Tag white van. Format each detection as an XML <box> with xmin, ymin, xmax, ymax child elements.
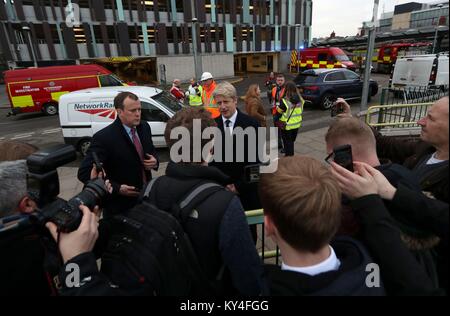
<box><xmin>59</xmin><ymin>86</ymin><xmax>183</xmax><ymax>156</ymax></box>
<box><xmin>391</xmin><ymin>53</ymin><xmax>449</xmax><ymax>89</ymax></box>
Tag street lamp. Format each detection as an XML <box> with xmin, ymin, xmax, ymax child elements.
<box><xmin>191</xmin><ymin>18</ymin><xmax>202</xmax><ymax>80</ymax></box>
<box><xmin>432</xmin><ymin>4</ymin><xmax>444</xmax><ymax>54</ymax></box>
<box><xmin>22</xmin><ymin>25</ymin><xmax>38</xmax><ymax>68</ymax></box>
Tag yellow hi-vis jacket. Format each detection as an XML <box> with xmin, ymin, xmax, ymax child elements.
<box><xmin>189</xmin><ymin>85</ymin><xmax>203</xmax><ymax>106</ymax></box>
<box><xmin>277</xmin><ymin>97</ymin><xmax>304</xmax><ymax>130</ymax></box>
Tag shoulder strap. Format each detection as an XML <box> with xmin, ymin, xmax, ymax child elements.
<box><xmin>283</xmin><ymin>99</ymin><xmax>298</xmax><ymax>122</ymax></box>
<box><xmin>177</xmin><ymin>182</ymin><xmax>225</xmax><ymax>223</ymax></box>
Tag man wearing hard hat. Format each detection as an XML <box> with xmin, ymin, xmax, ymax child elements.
<box><xmin>200</xmin><ymin>72</ymin><xmax>217</xmax><ymax>107</ymax></box>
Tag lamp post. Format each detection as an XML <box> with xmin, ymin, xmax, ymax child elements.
<box><xmin>295</xmin><ymin>24</ymin><xmax>301</xmax><ymax>73</ymax></box>
<box><xmin>22</xmin><ymin>26</ymin><xmax>38</xmax><ymax>68</ymax></box>
<box><xmin>361</xmin><ymin>0</ymin><xmax>379</xmax><ymax>112</ymax></box>
<box><xmin>191</xmin><ymin>18</ymin><xmax>202</xmax><ymax>80</ymax></box>
<box><xmin>432</xmin><ymin>4</ymin><xmax>444</xmax><ymax>54</ymax></box>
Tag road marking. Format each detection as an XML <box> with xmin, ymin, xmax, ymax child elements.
<box><xmin>11</xmin><ymin>133</ymin><xmax>35</xmax><ymax>140</ymax></box>
<box><xmin>42</xmin><ymin>128</ymin><xmax>62</xmax><ymax>134</ymax></box>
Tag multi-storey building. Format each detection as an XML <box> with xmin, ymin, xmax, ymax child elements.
<box><xmin>0</xmin><ymin>0</ymin><xmax>313</xmax><ymax>83</ymax></box>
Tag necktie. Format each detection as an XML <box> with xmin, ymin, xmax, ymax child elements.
<box><xmin>131</xmin><ymin>128</ymin><xmax>147</xmax><ymax>184</ymax></box>
<box><xmin>225</xmin><ymin>120</ymin><xmax>232</xmax><ymax>135</ymax></box>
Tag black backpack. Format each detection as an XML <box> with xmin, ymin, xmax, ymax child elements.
<box><xmin>100</xmin><ymin>178</ymin><xmax>231</xmax><ymax>296</ymax></box>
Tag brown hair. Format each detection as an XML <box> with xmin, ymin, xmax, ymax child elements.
<box><xmin>259</xmin><ymin>156</ymin><xmax>342</xmax><ymax>252</ymax></box>
<box><xmin>245</xmin><ymin>84</ymin><xmax>260</xmax><ymax>102</ymax></box>
<box><xmin>114</xmin><ymin>91</ymin><xmax>139</xmax><ymax>110</ymax></box>
<box><xmin>0</xmin><ymin>141</ymin><xmax>38</xmax><ymax>161</ymax></box>
<box><xmin>284</xmin><ymin>81</ymin><xmax>301</xmax><ymax>100</ymax></box>
<box><xmin>164</xmin><ymin>107</ymin><xmax>217</xmax><ymax>163</ymax></box>
<box><xmin>325</xmin><ymin>117</ymin><xmax>376</xmax><ymax>154</ymax></box>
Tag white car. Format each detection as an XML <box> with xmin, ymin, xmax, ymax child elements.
<box><xmin>59</xmin><ymin>86</ymin><xmax>183</xmax><ymax>156</ymax></box>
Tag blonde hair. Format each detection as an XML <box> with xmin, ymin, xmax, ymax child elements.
<box><xmin>213</xmin><ymin>81</ymin><xmax>237</xmax><ymax>100</ymax></box>
<box><xmin>259</xmin><ymin>156</ymin><xmax>342</xmax><ymax>252</ymax></box>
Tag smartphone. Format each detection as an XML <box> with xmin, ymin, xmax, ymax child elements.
<box><xmin>330</xmin><ymin>97</ymin><xmax>344</xmax><ymax>117</ymax></box>
<box><xmin>333</xmin><ymin>145</ymin><xmax>354</xmax><ymax>172</ymax></box>
<box><xmin>244</xmin><ymin>164</ymin><xmax>261</xmax><ymax>184</ymax></box>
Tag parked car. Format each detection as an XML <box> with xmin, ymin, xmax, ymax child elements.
<box><xmin>294</xmin><ymin>69</ymin><xmax>379</xmax><ymax>110</ymax></box>
<box><xmin>391</xmin><ymin>53</ymin><xmax>449</xmax><ymax>89</ymax></box>
<box><xmin>59</xmin><ymin>86</ymin><xmax>183</xmax><ymax>156</ymax></box>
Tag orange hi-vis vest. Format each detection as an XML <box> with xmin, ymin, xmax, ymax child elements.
<box><xmin>201</xmin><ymin>81</ymin><xmax>217</xmax><ymax>107</ymax></box>
<box><xmin>271</xmin><ymin>86</ymin><xmax>286</xmax><ymax>115</ymax></box>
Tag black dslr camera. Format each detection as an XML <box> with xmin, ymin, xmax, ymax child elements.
<box><xmin>27</xmin><ymin>144</ymin><xmax>108</xmax><ymax>233</ymax></box>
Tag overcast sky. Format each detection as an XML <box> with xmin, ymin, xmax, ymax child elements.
<box><xmin>312</xmin><ymin>0</ymin><xmax>442</xmax><ymax>38</ymax></box>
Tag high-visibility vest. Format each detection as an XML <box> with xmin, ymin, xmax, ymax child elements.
<box><xmin>201</xmin><ymin>81</ymin><xmax>217</xmax><ymax>107</ymax></box>
<box><xmin>278</xmin><ymin>97</ymin><xmax>304</xmax><ymax>130</ymax></box>
<box><xmin>271</xmin><ymin>86</ymin><xmax>286</xmax><ymax>115</ymax></box>
<box><xmin>189</xmin><ymin>85</ymin><xmax>203</xmax><ymax>106</ymax></box>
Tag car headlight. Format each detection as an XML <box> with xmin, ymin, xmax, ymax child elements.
<box><xmin>341</xmin><ymin>64</ymin><xmax>347</xmax><ymax>68</ymax></box>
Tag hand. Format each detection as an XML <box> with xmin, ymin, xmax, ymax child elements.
<box><xmin>226</xmin><ymin>184</ymin><xmax>239</xmax><ymax>194</ymax></box>
<box><xmin>354</xmin><ymin>162</ymin><xmax>397</xmax><ymax>200</ymax></box>
<box><xmin>46</xmin><ymin>205</ymin><xmax>99</xmax><ymax>264</ymax></box>
<box><xmin>119</xmin><ymin>185</ymin><xmax>140</xmax><ymax>197</ymax></box>
<box><xmin>331</xmin><ymin>162</ymin><xmax>378</xmax><ymax>199</ymax></box>
<box><xmin>90</xmin><ymin>164</ymin><xmax>106</xmax><ymax>180</ymax></box>
<box><xmin>143</xmin><ymin>154</ymin><xmax>158</xmax><ymax>171</ymax></box>
<box><xmin>335</xmin><ymin>98</ymin><xmax>352</xmax><ymax>118</ymax></box>
<box><xmin>105</xmin><ymin>179</ymin><xmax>113</xmax><ymax>194</ymax></box>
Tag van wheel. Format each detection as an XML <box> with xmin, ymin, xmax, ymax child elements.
<box><xmin>78</xmin><ymin>139</ymin><xmax>92</xmax><ymax>157</ymax></box>
<box><xmin>43</xmin><ymin>103</ymin><xmax>58</xmax><ymax>116</ymax></box>
<box><xmin>320</xmin><ymin>93</ymin><xmax>336</xmax><ymax>110</ymax></box>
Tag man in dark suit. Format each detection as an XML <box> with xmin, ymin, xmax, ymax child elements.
<box><xmin>211</xmin><ymin>82</ymin><xmax>262</xmax><ymax>238</ymax></box>
<box><xmin>78</xmin><ymin>91</ymin><xmax>159</xmax><ymax>217</ymax></box>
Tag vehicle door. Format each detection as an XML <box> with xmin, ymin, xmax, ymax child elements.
<box><xmin>323</xmin><ymin>71</ymin><xmax>347</xmax><ymax>98</ymax></box>
<box><xmin>140</xmin><ymin>99</ymin><xmax>171</xmax><ymax>147</ymax></box>
<box><xmin>89</xmin><ymin>97</ymin><xmax>116</xmax><ymax>135</ymax></box>
<box><xmin>343</xmin><ymin>70</ymin><xmax>363</xmax><ymax>98</ymax></box>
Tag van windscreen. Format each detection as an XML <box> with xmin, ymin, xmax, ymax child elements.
<box><xmin>153</xmin><ymin>91</ymin><xmax>183</xmax><ymax>113</ymax></box>
<box><xmin>335</xmin><ymin>55</ymin><xmax>350</xmax><ymax>62</ymax></box>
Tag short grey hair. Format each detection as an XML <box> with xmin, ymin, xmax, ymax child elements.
<box><xmin>213</xmin><ymin>81</ymin><xmax>237</xmax><ymax>100</ymax></box>
<box><xmin>0</xmin><ymin>160</ymin><xmax>28</xmax><ymax>218</ymax></box>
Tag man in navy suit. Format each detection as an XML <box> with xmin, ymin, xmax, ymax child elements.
<box><xmin>78</xmin><ymin>91</ymin><xmax>159</xmax><ymax>217</ymax></box>
<box><xmin>211</xmin><ymin>82</ymin><xmax>262</xmax><ymax>240</ymax></box>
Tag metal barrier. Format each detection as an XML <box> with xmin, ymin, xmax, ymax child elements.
<box><xmin>380</xmin><ymin>85</ymin><xmax>448</xmax><ymax>106</ymax></box>
<box><xmin>245</xmin><ymin>209</ymin><xmax>281</xmax><ymax>263</ymax></box>
<box><xmin>366</xmin><ymin>102</ymin><xmax>433</xmax><ymax>136</ymax></box>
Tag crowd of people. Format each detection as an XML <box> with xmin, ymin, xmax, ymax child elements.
<box><xmin>0</xmin><ymin>69</ymin><xmax>448</xmax><ymax>296</ymax></box>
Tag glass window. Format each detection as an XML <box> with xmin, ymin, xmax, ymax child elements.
<box><xmin>324</xmin><ymin>72</ymin><xmax>346</xmax><ymax>82</ymax></box>
<box><xmin>295</xmin><ymin>74</ymin><xmax>318</xmax><ymax>84</ymax></box>
<box><xmin>152</xmin><ymin>91</ymin><xmax>183</xmax><ymax>113</ymax></box>
<box><xmin>99</xmin><ymin>75</ymin><xmax>123</xmax><ymax>87</ymax></box>
<box><xmin>318</xmin><ymin>53</ymin><xmax>328</xmax><ymax>62</ymax></box>
<box><xmin>141</xmin><ymin>102</ymin><xmax>170</xmax><ymax>122</ymax></box>
<box><xmin>335</xmin><ymin>54</ymin><xmax>350</xmax><ymax>62</ymax></box>
<box><xmin>344</xmin><ymin>71</ymin><xmax>359</xmax><ymax>80</ymax></box>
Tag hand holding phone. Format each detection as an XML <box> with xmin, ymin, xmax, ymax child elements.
<box><xmin>333</xmin><ymin>144</ymin><xmax>354</xmax><ymax>172</ymax></box>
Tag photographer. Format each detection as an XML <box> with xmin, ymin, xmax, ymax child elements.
<box><xmin>331</xmin><ymin>161</ymin><xmax>446</xmax><ymax>295</ymax></box>
<box><xmin>0</xmin><ymin>156</ymin><xmax>113</xmax><ymax>295</ymax></box>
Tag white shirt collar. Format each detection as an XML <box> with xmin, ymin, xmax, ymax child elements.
<box><xmin>222</xmin><ymin>110</ymin><xmax>238</xmax><ymax>129</ymax></box>
<box><xmin>281</xmin><ymin>246</ymin><xmax>341</xmax><ymax>276</ymax></box>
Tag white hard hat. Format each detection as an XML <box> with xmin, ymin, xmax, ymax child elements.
<box><xmin>200</xmin><ymin>72</ymin><xmax>213</xmax><ymax>81</ymax></box>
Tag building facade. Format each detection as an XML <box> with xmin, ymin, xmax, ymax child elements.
<box><xmin>0</xmin><ymin>0</ymin><xmax>313</xmax><ymax>83</ymax></box>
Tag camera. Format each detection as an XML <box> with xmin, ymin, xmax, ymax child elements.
<box><xmin>333</xmin><ymin>144</ymin><xmax>354</xmax><ymax>172</ymax></box>
<box><xmin>26</xmin><ymin>144</ymin><xmax>108</xmax><ymax>233</ymax></box>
